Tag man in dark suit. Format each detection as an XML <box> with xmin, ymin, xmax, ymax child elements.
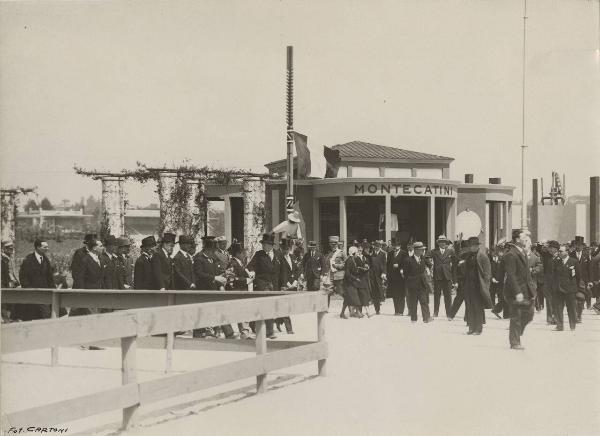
<box><xmin>503</xmin><ymin>229</ymin><xmax>536</xmax><ymax>349</ymax></box>
<box><xmin>70</xmin><ymin>233</ymin><xmax>97</xmax><ymax>289</ymax></box>
<box><xmin>134</xmin><ymin>236</ymin><xmax>157</xmax><ymax>290</ymax></box>
<box><xmin>405</xmin><ymin>241</ymin><xmax>433</xmax><ymax>323</ymax></box>
<box><xmin>429</xmin><ymin>235</ymin><xmax>456</xmax><ymax>318</ymax></box>
<box><xmin>540</xmin><ymin>240</ymin><xmax>559</xmax><ymax>324</ymax></box>
<box><xmin>15</xmin><ymin>239</ymin><xmax>54</xmax><ymax>320</ymax></box>
<box><xmin>490</xmin><ymin>244</ymin><xmax>508</xmax><ymax>319</ymax></box>
<box><xmin>278</xmin><ymin>238</ymin><xmax>299</xmax><ymax>333</ymax></box>
<box><xmin>387</xmin><ymin>240</ymin><xmax>407</xmax><ymax>315</ymax></box>
<box><xmin>302</xmin><ymin>241</ymin><xmax>326</xmax><ymax>291</ymax></box>
<box><xmin>116</xmin><ymin>237</ymin><xmax>133</xmax><ymax>289</ymax></box>
<box><xmin>152</xmin><ymin>232</ymin><xmax>175</xmax><ymax>290</ymax></box>
<box><xmin>554</xmin><ymin>244</ymin><xmax>581</xmax><ymax>331</ymax></box>
<box><xmin>247</xmin><ymin>233</ymin><xmax>280</xmax><ymax>339</ymax></box>
<box><xmin>173</xmin><ymin>235</ymin><xmax>196</xmax><ymax>290</ymax></box>
<box><xmin>570</xmin><ymin>236</ymin><xmax>591</xmax><ymax>317</ymax></box>
<box><xmin>369</xmin><ymin>240</ymin><xmax>387</xmax><ymax>315</ymax></box>
<box><xmin>227</xmin><ymin>242</ymin><xmax>254</xmax><ymax>339</ymax></box>
<box><xmin>101</xmin><ymin>235</ymin><xmax>121</xmax><ymax>289</ymax></box>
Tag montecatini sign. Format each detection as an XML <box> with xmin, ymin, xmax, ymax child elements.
<box><xmin>354</xmin><ymin>183</ymin><xmax>456</xmax><ymax>197</ymax></box>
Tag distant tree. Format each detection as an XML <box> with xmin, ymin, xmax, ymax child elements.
<box><xmin>142</xmin><ymin>203</ymin><xmax>160</xmax><ymax>210</ymax></box>
<box><xmin>24</xmin><ymin>199</ymin><xmax>38</xmax><ymax>213</ymax></box>
<box><xmin>40</xmin><ymin>197</ymin><xmax>54</xmax><ymax>210</ymax></box>
<box><xmin>85</xmin><ymin>195</ymin><xmax>101</xmax><ymax>217</ymax></box>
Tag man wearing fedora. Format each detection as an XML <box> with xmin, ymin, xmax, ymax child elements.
<box><xmin>173</xmin><ymin>235</ymin><xmax>196</xmax><ymax>290</ymax></box>
<box><xmin>152</xmin><ymin>232</ymin><xmax>175</xmax><ymax>290</ymax></box>
<box><xmin>70</xmin><ymin>233</ymin><xmax>97</xmax><ymax>289</ymax></box>
<box><xmin>1</xmin><ymin>239</ymin><xmax>19</xmax><ymax>321</ymax></box>
<box><xmin>553</xmin><ymin>243</ymin><xmax>582</xmax><ymax>331</ymax></box>
<box><xmin>70</xmin><ymin>238</ymin><xmax>105</xmax><ymax>316</ymax></box>
<box><xmin>503</xmin><ymin>229</ymin><xmax>536</xmax><ymax>349</ymax></box>
<box><xmin>302</xmin><ymin>240</ymin><xmax>326</xmax><ymax>292</ymax></box>
<box><xmin>429</xmin><ymin>235</ymin><xmax>456</xmax><ymax>318</ymax></box>
<box><xmin>370</xmin><ymin>240</ymin><xmax>387</xmax><ymax>315</ymax></box>
<box><xmin>463</xmin><ymin>237</ymin><xmax>492</xmax><ymax>335</ymax></box>
<box><xmin>247</xmin><ymin>233</ymin><xmax>280</xmax><ymax>339</ymax></box>
<box><xmin>404</xmin><ymin>241</ymin><xmax>433</xmax><ymax>323</ymax></box>
<box><xmin>101</xmin><ymin>235</ymin><xmax>121</xmax><ymax>290</ymax></box>
<box><xmin>213</xmin><ymin>236</ymin><xmax>231</xmax><ymax>291</ymax></box>
<box><xmin>134</xmin><ymin>236</ymin><xmax>157</xmax><ymax>290</ymax></box>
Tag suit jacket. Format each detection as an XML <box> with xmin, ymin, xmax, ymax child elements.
<box><xmin>386</xmin><ymin>249</ymin><xmax>407</xmax><ymax>285</ymax></box>
<box><xmin>173</xmin><ymin>250</ymin><xmax>195</xmax><ymax>290</ymax></box>
<box><xmin>370</xmin><ymin>249</ymin><xmax>387</xmax><ymax>287</ymax></box>
<box><xmin>570</xmin><ymin>251</ymin><xmax>590</xmax><ymax>285</ymax></box>
<box><xmin>134</xmin><ymin>253</ymin><xmax>154</xmax><ymax>290</ymax></box>
<box><xmin>247</xmin><ymin>250</ymin><xmax>281</xmax><ymax>291</ymax></box>
<box><xmin>404</xmin><ymin>255</ymin><xmax>427</xmax><ymax>292</ymax></box>
<box><xmin>553</xmin><ymin>257</ymin><xmax>581</xmax><ymax>294</ymax></box>
<box><xmin>227</xmin><ymin>257</ymin><xmax>249</xmax><ymax>290</ymax></box>
<box><xmin>503</xmin><ymin>244</ymin><xmax>535</xmax><ymax>301</ymax></box>
<box><xmin>527</xmin><ymin>251</ymin><xmax>543</xmax><ymax>292</ymax></box>
<box><xmin>101</xmin><ymin>252</ymin><xmax>121</xmax><ymax>289</ymax></box>
<box><xmin>151</xmin><ymin>248</ymin><xmax>173</xmax><ymax>290</ymax></box>
<box><xmin>70</xmin><ymin>246</ymin><xmax>89</xmax><ymax>289</ymax></box>
<box><xmin>194</xmin><ymin>251</ymin><xmax>220</xmax><ymax>290</ymax></box>
<box><xmin>280</xmin><ymin>253</ymin><xmax>300</xmax><ymax>290</ymax></box>
<box><xmin>118</xmin><ymin>254</ymin><xmax>134</xmax><ymax>288</ymax></box>
<box><xmin>78</xmin><ymin>253</ymin><xmax>105</xmax><ymax>289</ymax></box>
<box><xmin>213</xmin><ymin>249</ymin><xmax>229</xmax><ymax>275</ymax></box>
<box><xmin>430</xmin><ymin>248</ymin><xmax>456</xmax><ymax>281</ymax></box>
<box><xmin>18</xmin><ymin>252</ymin><xmax>54</xmax><ymax>288</ymax></box>
<box><xmin>302</xmin><ymin>250</ymin><xmax>326</xmax><ymax>281</ymax></box>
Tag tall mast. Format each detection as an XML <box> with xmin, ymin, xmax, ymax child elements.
<box><xmin>286</xmin><ymin>46</ymin><xmax>295</xmax><ymax>214</ymax></box>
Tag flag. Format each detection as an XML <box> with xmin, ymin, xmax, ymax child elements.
<box><xmin>324</xmin><ymin>146</ymin><xmax>341</xmax><ymax>178</ymax></box>
<box><xmin>292</xmin><ymin>131</ymin><xmax>311</xmax><ymax>179</ymax></box>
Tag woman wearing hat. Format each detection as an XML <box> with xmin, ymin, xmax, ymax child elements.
<box><xmin>277</xmin><ymin>238</ymin><xmax>299</xmax><ymax>334</ymax></box>
<box><xmin>343</xmin><ymin>246</ymin><xmax>365</xmax><ymax>318</ymax></box>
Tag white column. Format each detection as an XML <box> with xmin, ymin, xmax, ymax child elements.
<box><xmin>224</xmin><ymin>196</ymin><xmax>232</xmax><ymax>243</ymax></box>
<box><xmin>101</xmin><ymin>177</ymin><xmax>125</xmax><ymax>237</ymax></box>
<box><xmin>506</xmin><ymin>201</ymin><xmax>513</xmax><ymax>238</ymax></box>
<box><xmin>484</xmin><ymin>202</ymin><xmax>490</xmax><ymax>248</ymax></box>
<box><xmin>188</xmin><ymin>179</ymin><xmax>207</xmax><ymax>246</ymax></box>
<box><xmin>272</xmin><ymin>188</ymin><xmax>280</xmax><ymax>244</ymax></box>
<box><xmin>0</xmin><ymin>192</ymin><xmax>16</xmax><ymax>242</ymax></box>
<box><xmin>385</xmin><ymin>195</ymin><xmax>392</xmax><ymax>243</ymax></box>
<box><xmin>445</xmin><ymin>198</ymin><xmax>457</xmax><ymax>240</ymax></box>
<box><xmin>339</xmin><ymin>196</ymin><xmax>347</xmax><ymax>248</ymax></box>
<box><xmin>428</xmin><ymin>196</ymin><xmax>435</xmax><ymax>249</ymax></box>
<box><xmin>243</xmin><ymin>177</ymin><xmax>266</xmax><ymax>260</ymax></box>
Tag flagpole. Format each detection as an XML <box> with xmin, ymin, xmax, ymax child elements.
<box><xmin>520</xmin><ymin>0</ymin><xmax>528</xmax><ymax>230</ymax></box>
<box><xmin>286</xmin><ymin>45</ymin><xmax>295</xmax><ymax>214</ymax></box>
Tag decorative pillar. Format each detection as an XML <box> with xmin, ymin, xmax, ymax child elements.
<box><xmin>187</xmin><ymin>178</ymin><xmax>207</xmax><ymax>246</ymax></box>
<box><xmin>0</xmin><ymin>191</ymin><xmax>16</xmax><ymax>242</ymax></box>
<box><xmin>384</xmin><ymin>195</ymin><xmax>392</xmax><ymax>244</ymax></box>
<box><xmin>243</xmin><ymin>177</ymin><xmax>266</xmax><ymax>260</ymax></box>
<box><xmin>158</xmin><ymin>173</ymin><xmax>178</xmax><ymax>235</ymax></box>
<box><xmin>101</xmin><ymin>177</ymin><xmax>126</xmax><ymax>238</ymax></box>
<box><xmin>224</xmin><ymin>196</ymin><xmax>232</xmax><ymax>244</ymax></box>
<box><xmin>531</xmin><ymin>179</ymin><xmax>539</xmax><ymax>242</ymax></box>
<box><xmin>506</xmin><ymin>201</ymin><xmax>513</xmax><ymax>238</ymax></box>
<box><xmin>446</xmin><ymin>198</ymin><xmax>457</xmax><ymax>240</ymax></box>
<box><xmin>427</xmin><ymin>196</ymin><xmax>435</xmax><ymax>249</ymax></box>
<box><xmin>484</xmin><ymin>202</ymin><xmax>490</xmax><ymax>248</ymax></box>
<box><xmin>313</xmin><ymin>197</ymin><xmax>320</xmax><ymax>247</ymax></box>
<box><xmin>339</xmin><ymin>196</ymin><xmax>347</xmax><ymax>248</ymax></box>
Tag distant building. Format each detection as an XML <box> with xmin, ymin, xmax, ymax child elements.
<box><xmin>17</xmin><ymin>209</ymin><xmax>94</xmax><ymax>234</ymax></box>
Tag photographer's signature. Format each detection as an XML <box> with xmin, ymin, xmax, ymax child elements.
<box><xmin>6</xmin><ymin>427</ymin><xmax>68</xmax><ymax>434</ymax></box>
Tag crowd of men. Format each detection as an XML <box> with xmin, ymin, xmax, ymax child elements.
<box><xmin>2</xmin><ymin>228</ymin><xmax>600</xmax><ymax>349</ymax></box>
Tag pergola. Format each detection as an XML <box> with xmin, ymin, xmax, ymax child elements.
<box><xmin>0</xmin><ymin>187</ymin><xmax>36</xmax><ymax>242</ymax></box>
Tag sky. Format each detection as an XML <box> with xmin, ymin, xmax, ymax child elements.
<box><xmin>0</xmin><ymin>0</ymin><xmax>598</xmax><ymax>207</ymax></box>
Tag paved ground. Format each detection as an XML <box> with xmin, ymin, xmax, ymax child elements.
<box><xmin>2</xmin><ymin>298</ymin><xmax>600</xmax><ymax>436</ymax></box>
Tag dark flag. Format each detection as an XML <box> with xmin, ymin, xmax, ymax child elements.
<box><xmin>292</xmin><ymin>131</ymin><xmax>311</xmax><ymax>179</ymax></box>
<box><xmin>324</xmin><ymin>146</ymin><xmax>341</xmax><ymax>178</ymax></box>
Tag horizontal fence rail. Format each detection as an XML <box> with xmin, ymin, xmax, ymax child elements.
<box><xmin>1</xmin><ymin>291</ymin><xmax>328</xmax><ymax>430</ymax></box>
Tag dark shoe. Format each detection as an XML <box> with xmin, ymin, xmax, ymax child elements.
<box><xmin>375</xmin><ymin>311</ymin><xmax>380</xmax><ymax>315</ymax></box>
<box><xmin>340</xmin><ymin>313</ymin><xmax>348</xmax><ymax>319</ymax></box>
<box><xmin>510</xmin><ymin>344</ymin><xmax>524</xmax><ymax>350</ymax></box>
<box><xmin>267</xmin><ymin>333</ymin><xmax>277</xmax><ymax>339</ymax></box>
<box><xmin>466</xmin><ymin>331</ymin><xmax>474</xmax><ymax>335</ymax></box>
<box><xmin>553</xmin><ymin>326</ymin><xmax>564</xmax><ymax>331</ymax></box>
<box><xmin>287</xmin><ymin>330</ymin><xmax>294</xmax><ymax>334</ymax></box>
<box><xmin>276</xmin><ymin>323</ymin><xmax>283</xmax><ymax>332</ymax></box>
<box><xmin>447</xmin><ymin>317</ymin><xmax>454</xmax><ymax>321</ymax></box>
<box><xmin>473</xmin><ymin>331</ymin><xmax>482</xmax><ymax>335</ymax></box>
<box><xmin>425</xmin><ymin>317</ymin><xmax>434</xmax><ymax>323</ymax></box>
<box><xmin>492</xmin><ymin>311</ymin><xmax>501</xmax><ymax>320</ymax></box>
<box><xmin>576</xmin><ymin>319</ymin><xmax>582</xmax><ymax>324</ymax></box>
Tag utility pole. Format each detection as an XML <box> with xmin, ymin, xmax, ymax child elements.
<box><xmin>286</xmin><ymin>46</ymin><xmax>295</xmax><ymax>214</ymax></box>
<box><xmin>520</xmin><ymin>0</ymin><xmax>528</xmax><ymax>230</ymax></box>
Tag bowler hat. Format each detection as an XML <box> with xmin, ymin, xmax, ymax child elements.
<box><xmin>413</xmin><ymin>241</ymin><xmax>426</xmax><ymax>250</ymax></box>
<box><xmin>308</xmin><ymin>240</ymin><xmax>317</xmax><ymax>248</ymax></box>
<box><xmin>437</xmin><ymin>235</ymin><xmax>450</xmax><ymax>243</ymax></box>
<box><xmin>178</xmin><ymin>235</ymin><xmax>194</xmax><ymax>245</ymax></box>
<box><xmin>229</xmin><ymin>242</ymin><xmax>243</xmax><ymax>256</ymax></box>
<box><xmin>104</xmin><ymin>235</ymin><xmax>117</xmax><ymax>246</ymax></box>
<box><xmin>575</xmin><ymin>236</ymin><xmax>585</xmax><ymax>245</ymax></box>
<box><xmin>83</xmin><ymin>233</ymin><xmax>97</xmax><ymax>244</ymax></box>
<box><xmin>116</xmin><ymin>237</ymin><xmax>131</xmax><ymax>247</ymax></box>
<box><xmin>467</xmin><ymin>236</ymin><xmax>481</xmax><ymax>246</ymax></box>
<box><xmin>141</xmin><ymin>236</ymin><xmax>157</xmax><ymax>248</ymax></box>
<box><xmin>328</xmin><ymin>235</ymin><xmax>340</xmax><ymax>243</ymax></box>
<box><xmin>260</xmin><ymin>233</ymin><xmax>275</xmax><ymax>245</ymax></box>
<box><xmin>161</xmin><ymin>233</ymin><xmax>176</xmax><ymax>244</ymax></box>
<box><xmin>548</xmin><ymin>240</ymin><xmax>560</xmax><ymax>250</ymax></box>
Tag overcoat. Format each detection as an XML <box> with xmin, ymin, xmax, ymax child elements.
<box><xmin>134</xmin><ymin>253</ymin><xmax>154</xmax><ymax>290</ymax></box>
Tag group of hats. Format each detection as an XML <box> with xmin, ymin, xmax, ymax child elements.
<box><xmin>84</xmin><ymin>233</ymin><xmax>131</xmax><ymax>247</ymax></box>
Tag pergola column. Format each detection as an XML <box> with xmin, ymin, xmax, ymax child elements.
<box><xmin>158</xmin><ymin>173</ymin><xmax>177</xmax><ymax>235</ymax></box>
<box><xmin>101</xmin><ymin>177</ymin><xmax>126</xmax><ymax>238</ymax></box>
<box><xmin>188</xmin><ymin>178</ymin><xmax>208</xmax><ymax>246</ymax></box>
<box><xmin>243</xmin><ymin>177</ymin><xmax>266</xmax><ymax>259</ymax></box>
<box><xmin>0</xmin><ymin>191</ymin><xmax>16</xmax><ymax>242</ymax></box>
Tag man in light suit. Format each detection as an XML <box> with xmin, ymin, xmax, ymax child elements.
<box><xmin>429</xmin><ymin>235</ymin><xmax>456</xmax><ymax>317</ymax></box>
